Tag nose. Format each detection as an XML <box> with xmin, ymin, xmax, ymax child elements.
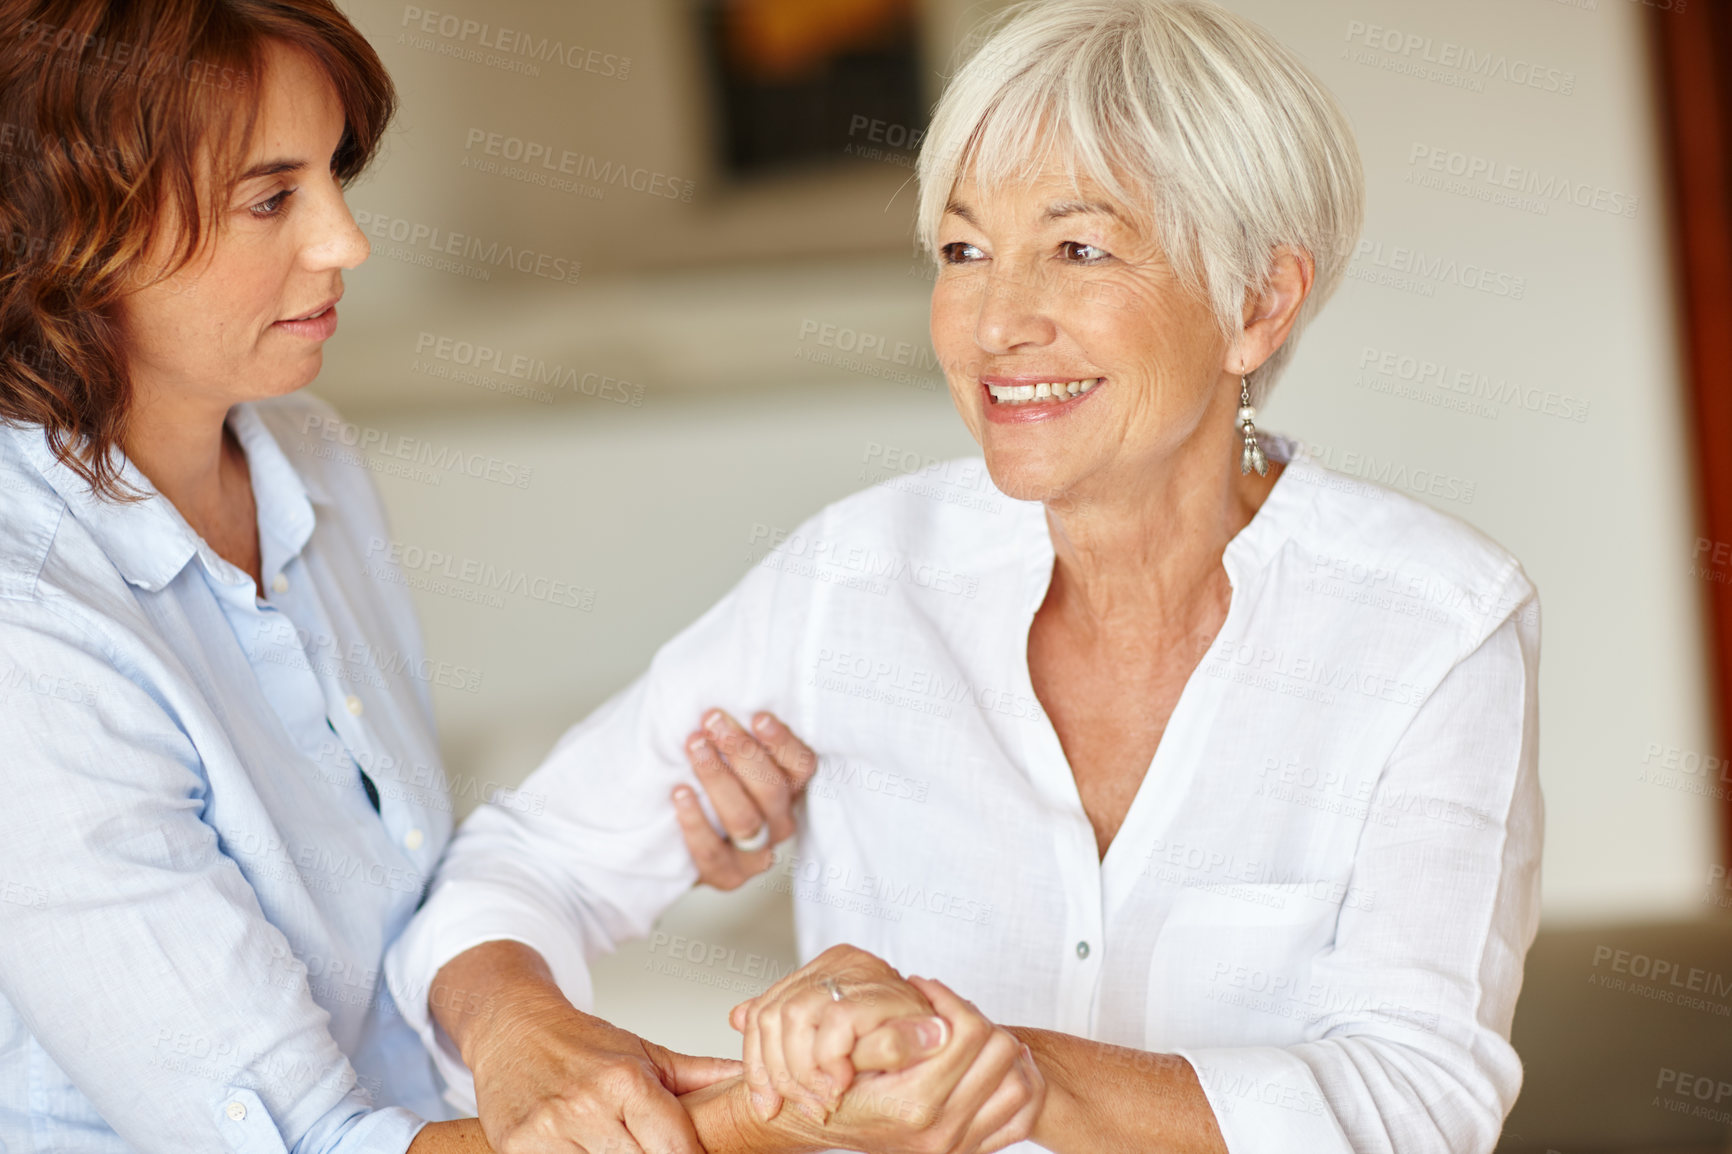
<box><xmin>301</xmin><ymin>181</ymin><xmax>370</xmax><ymax>272</ymax></box>
<box><xmin>974</xmin><ymin>266</ymin><xmax>1056</xmax><ymax>354</ymax></box>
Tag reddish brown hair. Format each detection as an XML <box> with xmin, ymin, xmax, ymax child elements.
<box><xmin>0</xmin><ymin>0</ymin><xmax>394</xmax><ymax>498</ymax></box>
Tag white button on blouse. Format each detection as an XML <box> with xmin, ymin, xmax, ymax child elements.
<box><xmin>390</xmin><ymin>444</ymin><xmax>1542</xmax><ymax>1154</ymax></box>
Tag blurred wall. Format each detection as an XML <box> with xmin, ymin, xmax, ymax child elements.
<box><xmin>320</xmin><ymin>0</ymin><xmax>1717</xmax><ymax>932</ymax></box>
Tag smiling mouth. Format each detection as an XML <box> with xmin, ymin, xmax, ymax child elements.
<box><xmin>282</xmin><ymin>301</ymin><xmax>337</xmax><ymax>323</ymax></box>
<box><xmin>986</xmin><ymin>378</ymin><xmax>1101</xmax><ymax>405</ymax></box>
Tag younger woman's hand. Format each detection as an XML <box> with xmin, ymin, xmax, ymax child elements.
<box><xmin>673</xmin><ymin>709</ymin><xmax>817</xmax><ymax>890</ymax></box>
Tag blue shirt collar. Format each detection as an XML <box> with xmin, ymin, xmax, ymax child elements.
<box><xmin>11</xmin><ymin>402</ymin><xmax>320</xmax><ymax>594</ymax></box>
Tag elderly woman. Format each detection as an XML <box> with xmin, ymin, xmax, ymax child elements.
<box><xmin>388</xmin><ymin>1</ymin><xmax>1542</xmax><ymax>1152</ymax></box>
<box><xmin>0</xmin><ymin>2</ymin><xmax>764</xmax><ymax>1151</ymax></box>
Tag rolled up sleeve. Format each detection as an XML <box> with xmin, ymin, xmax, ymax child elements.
<box><xmin>0</xmin><ymin>611</ymin><xmax>424</xmax><ymax>1154</ymax></box>
<box><xmin>1178</xmin><ymin>595</ymin><xmax>1543</xmax><ymax>1154</ymax></box>
<box><xmin>387</xmin><ymin>555</ymin><xmax>810</xmax><ymax>1108</ymax></box>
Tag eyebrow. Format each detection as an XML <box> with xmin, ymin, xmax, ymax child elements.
<box><xmin>1043</xmin><ymin>200</ymin><xmax>1118</xmax><ymax>221</ymax></box>
<box><xmin>943</xmin><ymin>198</ymin><xmax>979</xmax><ymax>226</ymax></box>
<box><xmin>237</xmin><ymin>158</ymin><xmax>308</xmax><ymax>182</ymax></box>
<box><xmin>942</xmin><ymin>197</ymin><xmax>1120</xmax><ymax>226</ymax></box>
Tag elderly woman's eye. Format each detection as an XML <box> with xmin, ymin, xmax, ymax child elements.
<box><xmin>940</xmin><ymin>241</ymin><xmax>985</xmax><ymax>264</ymax></box>
<box><xmin>1061</xmin><ymin>241</ymin><xmax>1110</xmax><ymax>263</ymax></box>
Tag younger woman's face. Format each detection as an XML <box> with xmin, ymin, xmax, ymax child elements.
<box><xmin>116</xmin><ymin>41</ymin><xmax>369</xmax><ymax>415</ymax></box>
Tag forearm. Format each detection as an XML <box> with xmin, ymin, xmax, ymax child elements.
<box><xmin>1009</xmin><ymin>1028</ymin><xmax>1226</xmax><ymax>1154</ymax></box>
<box><xmin>406</xmin><ymin>1119</ymin><xmax>492</xmax><ymax>1153</ymax></box>
<box><xmin>429</xmin><ymin>939</ymin><xmax>573</xmax><ymax>1067</ymax></box>
<box><xmin>681</xmin><ymin>1076</ymin><xmax>821</xmax><ymax>1154</ymax></box>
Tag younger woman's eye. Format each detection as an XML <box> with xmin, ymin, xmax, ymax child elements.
<box><xmin>249</xmin><ymin>188</ymin><xmax>295</xmax><ymax>218</ymax></box>
<box><xmin>940</xmin><ymin>241</ymin><xmax>985</xmax><ymax>265</ymax></box>
<box><xmin>1060</xmin><ymin>241</ymin><xmax>1110</xmax><ymax>263</ymax></box>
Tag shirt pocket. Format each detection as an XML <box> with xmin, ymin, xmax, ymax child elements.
<box><xmin>1143</xmin><ymin>882</ymin><xmax>1343</xmax><ymax>1050</ymax></box>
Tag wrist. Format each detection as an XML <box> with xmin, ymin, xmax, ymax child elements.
<box><xmin>433</xmin><ymin>941</ymin><xmax>569</xmax><ymax>1073</ymax></box>
<box><xmin>1007</xmin><ymin>1026</ymin><xmax>1074</xmax><ymax>1149</ymax></box>
<box><xmin>685</xmin><ymin>1076</ymin><xmax>819</xmax><ymax>1154</ymax></box>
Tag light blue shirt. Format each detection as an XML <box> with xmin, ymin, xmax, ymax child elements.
<box><xmin>0</xmin><ymin>395</ymin><xmax>455</xmax><ymax>1153</ymax></box>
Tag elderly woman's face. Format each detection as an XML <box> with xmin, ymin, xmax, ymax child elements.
<box><xmin>116</xmin><ymin>42</ymin><xmax>368</xmax><ymax>412</ymax></box>
<box><xmin>931</xmin><ymin>164</ymin><xmax>1234</xmax><ymax>503</ymax></box>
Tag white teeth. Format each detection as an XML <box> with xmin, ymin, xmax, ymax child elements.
<box><xmin>986</xmin><ymin>378</ymin><xmax>1102</xmax><ymax>405</ymax></box>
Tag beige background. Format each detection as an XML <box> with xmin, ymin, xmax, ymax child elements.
<box><xmin>311</xmin><ymin>1</ymin><xmax>1725</xmax><ymax>1137</ymax></box>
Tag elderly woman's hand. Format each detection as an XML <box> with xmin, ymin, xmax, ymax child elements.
<box><xmin>708</xmin><ymin>961</ymin><xmax>1043</xmax><ymax>1154</ymax></box>
<box><xmin>733</xmin><ymin>944</ymin><xmax>945</xmax><ymax>1117</ymax></box>
<box><xmin>673</xmin><ymin>709</ymin><xmax>816</xmax><ymax>889</ymax></box>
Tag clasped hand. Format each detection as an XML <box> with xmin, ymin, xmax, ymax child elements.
<box><xmin>725</xmin><ymin>944</ymin><xmax>1045</xmax><ymax>1154</ymax></box>
<box><xmin>454</xmin><ymin>712</ymin><xmax>1042</xmax><ymax>1154</ymax></box>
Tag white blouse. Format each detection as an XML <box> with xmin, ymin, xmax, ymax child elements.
<box><xmin>388</xmin><ymin>441</ymin><xmax>1543</xmax><ymax>1154</ymax></box>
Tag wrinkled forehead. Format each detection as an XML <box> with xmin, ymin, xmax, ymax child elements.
<box><xmin>945</xmin><ymin>116</ymin><xmax>1153</xmax><ymax>238</ymax></box>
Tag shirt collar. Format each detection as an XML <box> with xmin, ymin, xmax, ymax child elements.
<box><xmin>10</xmin><ymin>402</ymin><xmax>319</xmax><ymax>594</ymax></box>
<box><xmin>1009</xmin><ymin>432</ymin><xmax>1316</xmax><ymax>614</ymax></box>
<box><xmin>227</xmin><ymin>401</ymin><xmax>318</xmax><ymax>585</ymax></box>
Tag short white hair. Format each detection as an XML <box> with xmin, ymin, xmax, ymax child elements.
<box><xmin>916</xmin><ymin>0</ymin><xmax>1364</xmax><ymax>402</ymax></box>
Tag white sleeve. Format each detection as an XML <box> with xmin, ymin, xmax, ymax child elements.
<box><xmin>386</xmin><ymin>553</ymin><xmax>813</xmax><ymax>1107</ymax></box>
<box><xmin>1178</xmin><ymin>592</ymin><xmax>1543</xmax><ymax>1154</ymax></box>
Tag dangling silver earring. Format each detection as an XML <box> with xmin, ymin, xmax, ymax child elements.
<box><xmin>1237</xmin><ymin>377</ymin><xmax>1267</xmax><ymax>476</ymax></box>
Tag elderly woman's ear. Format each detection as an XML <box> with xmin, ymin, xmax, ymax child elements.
<box><xmin>1231</xmin><ymin>246</ymin><xmax>1316</xmax><ymax>378</ymax></box>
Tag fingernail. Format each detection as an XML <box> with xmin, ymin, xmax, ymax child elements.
<box><xmin>917</xmin><ymin>1016</ymin><xmax>949</xmax><ymax>1051</ymax></box>
<box><xmin>703</xmin><ymin>709</ymin><xmax>727</xmax><ymax>732</ymax></box>
<box><xmin>686</xmin><ymin>732</ymin><xmax>708</xmax><ymax>754</ymax></box>
<box><xmin>752</xmin><ymin>713</ymin><xmax>777</xmax><ymax>734</ymax></box>
<box><xmin>672</xmin><ymin>786</ymin><xmax>693</xmax><ymax>804</ymax></box>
